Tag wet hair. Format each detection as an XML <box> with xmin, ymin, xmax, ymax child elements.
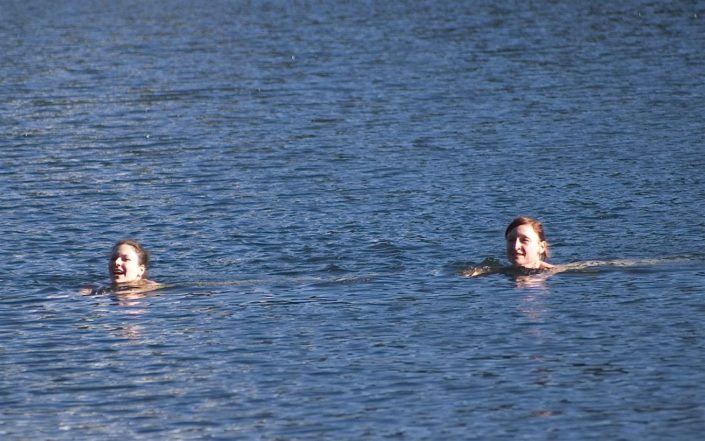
<box><xmin>504</xmin><ymin>216</ymin><xmax>550</xmax><ymax>259</ymax></box>
<box><xmin>111</xmin><ymin>239</ymin><xmax>150</xmax><ymax>278</ymax></box>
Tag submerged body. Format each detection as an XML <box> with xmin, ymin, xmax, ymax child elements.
<box><xmin>461</xmin><ymin>258</ymin><xmax>545</xmax><ymax>277</ymax></box>
<box><xmin>462</xmin><ymin>257</ymin><xmax>686</xmax><ymax>278</ymax></box>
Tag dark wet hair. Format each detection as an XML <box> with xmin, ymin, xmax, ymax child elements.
<box><xmin>111</xmin><ymin>239</ymin><xmax>150</xmax><ymax>277</ymax></box>
<box><xmin>505</xmin><ymin>216</ymin><xmax>550</xmax><ymax>259</ymax></box>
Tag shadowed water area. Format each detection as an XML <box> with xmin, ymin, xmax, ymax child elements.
<box><xmin>2</xmin><ymin>0</ymin><xmax>705</xmax><ymax>439</ymax></box>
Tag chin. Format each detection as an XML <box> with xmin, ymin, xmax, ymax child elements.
<box><xmin>112</xmin><ymin>277</ymin><xmax>133</xmax><ymax>285</ymax></box>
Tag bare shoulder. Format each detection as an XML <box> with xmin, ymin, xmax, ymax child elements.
<box><xmin>113</xmin><ymin>279</ymin><xmax>166</xmax><ymax>296</ymax></box>
<box><xmin>136</xmin><ymin>279</ymin><xmax>166</xmax><ymax>292</ymax></box>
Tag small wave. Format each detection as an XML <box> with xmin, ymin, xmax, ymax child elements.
<box><xmin>556</xmin><ymin>255</ymin><xmax>702</xmax><ymax>274</ymax></box>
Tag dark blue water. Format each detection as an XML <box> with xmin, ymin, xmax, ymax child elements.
<box><xmin>2</xmin><ymin>0</ymin><xmax>705</xmax><ymax>439</ymax></box>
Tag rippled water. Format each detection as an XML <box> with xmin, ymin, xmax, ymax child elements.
<box><xmin>2</xmin><ymin>0</ymin><xmax>705</xmax><ymax>439</ymax></box>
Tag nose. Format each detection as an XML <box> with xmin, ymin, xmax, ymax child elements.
<box><xmin>514</xmin><ymin>239</ymin><xmax>522</xmax><ymax>250</ymax></box>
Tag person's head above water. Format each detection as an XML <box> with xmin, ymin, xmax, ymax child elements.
<box><xmin>109</xmin><ymin>240</ymin><xmax>150</xmax><ymax>285</ymax></box>
<box><xmin>504</xmin><ymin>216</ymin><xmax>551</xmax><ymax>269</ymax></box>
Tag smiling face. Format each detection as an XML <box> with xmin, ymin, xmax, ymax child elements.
<box><xmin>109</xmin><ymin>244</ymin><xmax>146</xmax><ymax>284</ymax></box>
<box><xmin>506</xmin><ymin>223</ymin><xmax>547</xmax><ymax>269</ymax></box>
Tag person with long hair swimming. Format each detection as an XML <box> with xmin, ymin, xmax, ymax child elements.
<box><xmin>462</xmin><ymin>216</ymin><xmax>554</xmax><ymax>277</ymax></box>
<box><xmin>504</xmin><ymin>216</ymin><xmax>554</xmax><ymax>271</ymax></box>
<box><xmin>82</xmin><ymin>239</ymin><xmax>162</xmax><ymax>295</ymax></box>
<box><xmin>109</xmin><ymin>240</ymin><xmax>159</xmax><ymax>286</ymax></box>
<box><xmin>461</xmin><ymin>216</ymin><xmax>687</xmax><ymax>279</ymax></box>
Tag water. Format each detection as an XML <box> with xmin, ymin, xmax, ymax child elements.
<box><xmin>2</xmin><ymin>0</ymin><xmax>704</xmax><ymax>439</ymax></box>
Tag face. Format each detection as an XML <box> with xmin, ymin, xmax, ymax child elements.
<box><xmin>506</xmin><ymin>223</ymin><xmax>546</xmax><ymax>269</ymax></box>
<box><xmin>109</xmin><ymin>244</ymin><xmax>146</xmax><ymax>284</ymax></box>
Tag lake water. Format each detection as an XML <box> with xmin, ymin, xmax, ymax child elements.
<box><xmin>2</xmin><ymin>0</ymin><xmax>705</xmax><ymax>439</ymax></box>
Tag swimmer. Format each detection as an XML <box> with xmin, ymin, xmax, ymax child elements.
<box><xmin>461</xmin><ymin>216</ymin><xmax>689</xmax><ymax>279</ymax></box>
<box><xmin>462</xmin><ymin>216</ymin><xmax>554</xmax><ymax>277</ymax></box>
<box><xmin>109</xmin><ymin>239</ymin><xmax>160</xmax><ymax>288</ymax></box>
<box><xmin>505</xmin><ymin>216</ymin><xmax>554</xmax><ymax>271</ymax></box>
<box><xmin>82</xmin><ymin>240</ymin><xmax>162</xmax><ymax>295</ymax></box>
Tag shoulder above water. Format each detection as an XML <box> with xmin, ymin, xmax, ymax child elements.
<box><xmin>81</xmin><ymin>279</ymin><xmax>165</xmax><ymax>296</ymax></box>
<box><xmin>462</xmin><ymin>257</ymin><xmax>691</xmax><ymax>279</ymax></box>
<box><xmin>461</xmin><ymin>260</ymin><xmax>554</xmax><ymax>278</ymax></box>
<box><xmin>461</xmin><ymin>254</ymin><xmax>556</xmax><ymax>277</ymax></box>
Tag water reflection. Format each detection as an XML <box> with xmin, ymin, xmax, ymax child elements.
<box><xmin>113</xmin><ymin>322</ymin><xmax>146</xmax><ymax>340</ymax></box>
<box><xmin>80</xmin><ymin>287</ymin><xmax>155</xmax><ymax>340</ymax></box>
<box><xmin>514</xmin><ymin>279</ymin><xmax>557</xmax><ymax>418</ymax></box>
<box><xmin>512</xmin><ymin>272</ymin><xmax>551</xmax><ymax>290</ymax></box>
<box><xmin>110</xmin><ymin>290</ymin><xmax>149</xmax><ymax>313</ymax></box>
<box><xmin>110</xmin><ymin>292</ymin><xmax>149</xmax><ymax>341</ymax></box>
<box><xmin>518</xmin><ymin>293</ymin><xmax>548</xmax><ymax>326</ymax></box>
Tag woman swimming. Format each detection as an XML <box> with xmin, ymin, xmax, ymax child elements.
<box><xmin>504</xmin><ymin>216</ymin><xmax>554</xmax><ymax>271</ymax></box>
<box><xmin>109</xmin><ymin>240</ymin><xmax>159</xmax><ymax>286</ymax></box>
<box><xmin>82</xmin><ymin>240</ymin><xmax>162</xmax><ymax>295</ymax></box>
<box><xmin>463</xmin><ymin>216</ymin><xmax>554</xmax><ymax>277</ymax></box>
<box><xmin>461</xmin><ymin>216</ymin><xmax>689</xmax><ymax>279</ymax></box>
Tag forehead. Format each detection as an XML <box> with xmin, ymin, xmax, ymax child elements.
<box><xmin>112</xmin><ymin>244</ymin><xmax>139</xmax><ymax>256</ymax></box>
<box><xmin>506</xmin><ymin>223</ymin><xmax>540</xmax><ymax>239</ymax></box>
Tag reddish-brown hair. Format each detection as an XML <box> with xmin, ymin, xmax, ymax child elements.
<box><xmin>505</xmin><ymin>217</ymin><xmax>550</xmax><ymax>259</ymax></box>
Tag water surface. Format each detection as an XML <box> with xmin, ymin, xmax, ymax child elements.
<box><xmin>2</xmin><ymin>0</ymin><xmax>704</xmax><ymax>439</ymax></box>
